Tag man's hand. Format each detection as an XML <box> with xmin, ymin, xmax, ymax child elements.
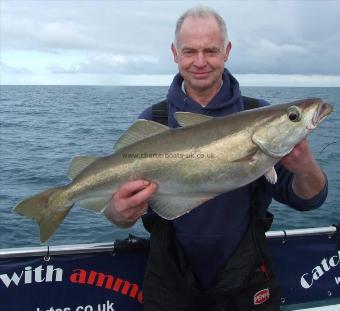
<box><xmin>105</xmin><ymin>180</ymin><xmax>158</xmax><ymax>228</ymax></box>
<box><xmin>280</xmin><ymin>139</ymin><xmax>326</xmax><ymax>199</ymax></box>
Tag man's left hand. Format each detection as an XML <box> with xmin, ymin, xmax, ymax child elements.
<box><xmin>280</xmin><ymin>138</ymin><xmax>326</xmax><ymax>199</ymax></box>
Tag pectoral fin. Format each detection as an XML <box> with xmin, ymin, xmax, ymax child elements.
<box><xmin>231</xmin><ymin>149</ymin><xmax>258</xmax><ymax>163</ymax></box>
<box><xmin>264</xmin><ymin>166</ymin><xmax>277</xmax><ymax>184</ymax></box>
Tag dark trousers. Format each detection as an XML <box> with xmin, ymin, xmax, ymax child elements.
<box><xmin>143</xmin><ymin>270</ymin><xmax>281</xmax><ymax>311</ymax></box>
<box><xmin>142</xmin><ymin>218</ymin><xmax>281</xmax><ymax>311</ymax></box>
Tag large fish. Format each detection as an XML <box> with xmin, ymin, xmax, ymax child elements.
<box><xmin>15</xmin><ymin>98</ymin><xmax>333</xmax><ymax>242</ymax></box>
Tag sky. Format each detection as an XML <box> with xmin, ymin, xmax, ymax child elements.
<box><xmin>1</xmin><ymin>0</ymin><xmax>340</xmax><ymax>86</ymax></box>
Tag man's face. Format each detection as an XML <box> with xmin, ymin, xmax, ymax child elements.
<box><xmin>172</xmin><ymin>16</ymin><xmax>231</xmax><ymax>94</ymax></box>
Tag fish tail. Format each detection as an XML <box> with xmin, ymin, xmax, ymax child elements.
<box><xmin>14</xmin><ymin>187</ymin><xmax>73</xmax><ymax>242</ymax></box>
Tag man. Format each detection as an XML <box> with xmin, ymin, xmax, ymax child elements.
<box><xmin>105</xmin><ymin>6</ymin><xmax>328</xmax><ymax>310</ymax></box>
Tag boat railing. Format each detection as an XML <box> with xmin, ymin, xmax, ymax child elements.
<box><xmin>0</xmin><ymin>225</ymin><xmax>337</xmax><ymax>258</ymax></box>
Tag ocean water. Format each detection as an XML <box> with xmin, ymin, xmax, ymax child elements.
<box><xmin>0</xmin><ymin>85</ymin><xmax>339</xmax><ymax>248</ymax></box>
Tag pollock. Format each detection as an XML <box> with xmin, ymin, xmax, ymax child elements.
<box><xmin>15</xmin><ymin>98</ymin><xmax>333</xmax><ymax>242</ymax></box>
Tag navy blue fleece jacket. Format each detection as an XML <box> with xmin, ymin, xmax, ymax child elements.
<box><xmin>139</xmin><ymin>69</ymin><xmax>328</xmax><ymax>288</ymax></box>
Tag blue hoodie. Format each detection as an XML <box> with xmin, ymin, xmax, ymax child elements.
<box><xmin>139</xmin><ymin>69</ymin><xmax>328</xmax><ymax>288</ymax></box>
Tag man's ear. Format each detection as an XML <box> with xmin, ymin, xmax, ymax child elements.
<box><xmin>171</xmin><ymin>43</ymin><xmax>179</xmax><ymax>63</ymax></box>
<box><xmin>224</xmin><ymin>41</ymin><xmax>232</xmax><ymax>62</ymax></box>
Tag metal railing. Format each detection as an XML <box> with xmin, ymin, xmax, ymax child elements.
<box><xmin>0</xmin><ymin>226</ymin><xmax>337</xmax><ymax>259</ymax></box>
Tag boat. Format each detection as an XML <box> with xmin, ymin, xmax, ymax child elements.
<box><xmin>1</xmin><ymin>226</ymin><xmax>340</xmax><ymax>310</ymax></box>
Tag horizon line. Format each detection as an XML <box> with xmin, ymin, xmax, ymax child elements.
<box><xmin>1</xmin><ymin>84</ymin><xmax>339</xmax><ymax>88</ymax></box>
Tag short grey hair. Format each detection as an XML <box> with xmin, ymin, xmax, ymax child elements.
<box><xmin>174</xmin><ymin>6</ymin><xmax>229</xmax><ymax>48</ymax></box>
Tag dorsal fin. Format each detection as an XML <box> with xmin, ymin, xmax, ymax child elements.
<box><xmin>67</xmin><ymin>156</ymin><xmax>98</xmax><ymax>180</ymax></box>
<box><xmin>113</xmin><ymin>119</ymin><xmax>169</xmax><ymax>152</ymax></box>
<box><xmin>174</xmin><ymin>112</ymin><xmax>213</xmax><ymax>127</ymax></box>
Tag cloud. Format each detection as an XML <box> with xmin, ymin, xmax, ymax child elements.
<box><xmin>48</xmin><ymin>52</ymin><xmax>177</xmax><ymax>75</ymax></box>
<box><xmin>37</xmin><ymin>22</ymin><xmax>94</xmax><ymax>50</ymax></box>
<box><xmin>0</xmin><ymin>61</ymin><xmax>31</xmax><ymax>74</ymax></box>
<box><xmin>230</xmin><ymin>35</ymin><xmax>340</xmax><ymax>75</ymax></box>
<box><xmin>233</xmin><ymin>39</ymin><xmax>308</xmax><ymax>73</ymax></box>
<box><xmin>235</xmin><ymin>74</ymin><xmax>340</xmax><ymax>87</ymax></box>
<box><xmin>1</xmin><ymin>1</ymin><xmax>175</xmax><ymax>54</ymax></box>
<box><xmin>1</xmin><ymin>0</ymin><xmax>340</xmax><ymax>84</ymax></box>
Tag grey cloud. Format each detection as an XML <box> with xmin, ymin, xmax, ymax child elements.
<box><xmin>49</xmin><ymin>53</ymin><xmax>177</xmax><ymax>75</ymax></box>
<box><xmin>226</xmin><ymin>1</ymin><xmax>340</xmax><ymax>75</ymax></box>
<box><xmin>0</xmin><ymin>61</ymin><xmax>31</xmax><ymax>74</ymax></box>
<box><xmin>1</xmin><ymin>1</ymin><xmax>175</xmax><ymax>55</ymax></box>
<box><xmin>230</xmin><ymin>37</ymin><xmax>340</xmax><ymax>75</ymax></box>
<box><xmin>1</xmin><ymin>1</ymin><xmax>340</xmax><ymax>76</ymax></box>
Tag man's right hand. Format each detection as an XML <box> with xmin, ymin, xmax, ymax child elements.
<box><xmin>104</xmin><ymin>180</ymin><xmax>158</xmax><ymax>228</ymax></box>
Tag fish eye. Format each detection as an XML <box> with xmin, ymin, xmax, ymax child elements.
<box><xmin>287</xmin><ymin>106</ymin><xmax>302</xmax><ymax>122</ymax></box>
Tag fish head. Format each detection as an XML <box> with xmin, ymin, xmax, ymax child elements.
<box><xmin>252</xmin><ymin>98</ymin><xmax>333</xmax><ymax>158</ymax></box>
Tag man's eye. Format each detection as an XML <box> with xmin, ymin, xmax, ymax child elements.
<box><xmin>205</xmin><ymin>50</ymin><xmax>219</xmax><ymax>56</ymax></box>
<box><xmin>182</xmin><ymin>50</ymin><xmax>195</xmax><ymax>56</ymax></box>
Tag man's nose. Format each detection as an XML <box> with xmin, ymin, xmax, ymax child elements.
<box><xmin>193</xmin><ymin>52</ymin><xmax>207</xmax><ymax>67</ymax></box>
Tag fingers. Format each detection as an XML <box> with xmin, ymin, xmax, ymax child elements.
<box><xmin>118</xmin><ymin>180</ymin><xmax>153</xmax><ymax>198</ymax></box>
<box><xmin>122</xmin><ymin>201</ymin><xmax>149</xmax><ymax>222</ymax></box>
<box><xmin>106</xmin><ymin>179</ymin><xmax>157</xmax><ymax>228</ymax></box>
<box><xmin>283</xmin><ymin>139</ymin><xmax>307</xmax><ymax>158</ymax></box>
<box><xmin>124</xmin><ymin>182</ymin><xmax>158</xmax><ymax>207</ymax></box>
<box><xmin>281</xmin><ymin>138</ymin><xmax>317</xmax><ymax>174</ymax></box>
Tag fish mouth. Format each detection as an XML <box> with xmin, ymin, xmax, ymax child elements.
<box><xmin>308</xmin><ymin>101</ymin><xmax>333</xmax><ymax>130</ymax></box>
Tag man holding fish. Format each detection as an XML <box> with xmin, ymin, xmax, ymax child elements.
<box><xmin>15</xmin><ymin>5</ymin><xmax>331</xmax><ymax>311</ymax></box>
<box><xmin>105</xmin><ymin>6</ymin><xmax>328</xmax><ymax>311</ymax></box>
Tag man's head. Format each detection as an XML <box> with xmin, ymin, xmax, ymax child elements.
<box><xmin>174</xmin><ymin>6</ymin><xmax>229</xmax><ymax>49</ymax></box>
<box><xmin>171</xmin><ymin>6</ymin><xmax>232</xmax><ymax>100</ymax></box>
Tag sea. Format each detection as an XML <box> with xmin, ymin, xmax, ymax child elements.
<box><xmin>0</xmin><ymin>85</ymin><xmax>339</xmax><ymax>249</ymax></box>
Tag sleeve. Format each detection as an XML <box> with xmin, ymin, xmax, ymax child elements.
<box><xmin>138</xmin><ymin>106</ymin><xmax>153</xmax><ymax>120</ymax></box>
<box><xmin>258</xmin><ymin>98</ymin><xmax>270</xmax><ymax>107</ymax></box>
<box><xmin>270</xmin><ymin>162</ymin><xmax>328</xmax><ymax>211</ymax></box>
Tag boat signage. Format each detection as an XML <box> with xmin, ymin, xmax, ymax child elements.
<box><xmin>268</xmin><ymin>232</ymin><xmax>340</xmax><ymax>305</ymax></box>
<box><xmin>1</xmin><ymin>231</ymin><xmax>340</xmax><ymax>310</ymax></box>
<box><xmin>0</xmin><ymin>251</ymin><xmax>146</xmax><ymax>311</ymax></box>
<box><xmin>300</xmin><ymin>250</ymin><xmax>340</xmax><ymax>289</ymax></box>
